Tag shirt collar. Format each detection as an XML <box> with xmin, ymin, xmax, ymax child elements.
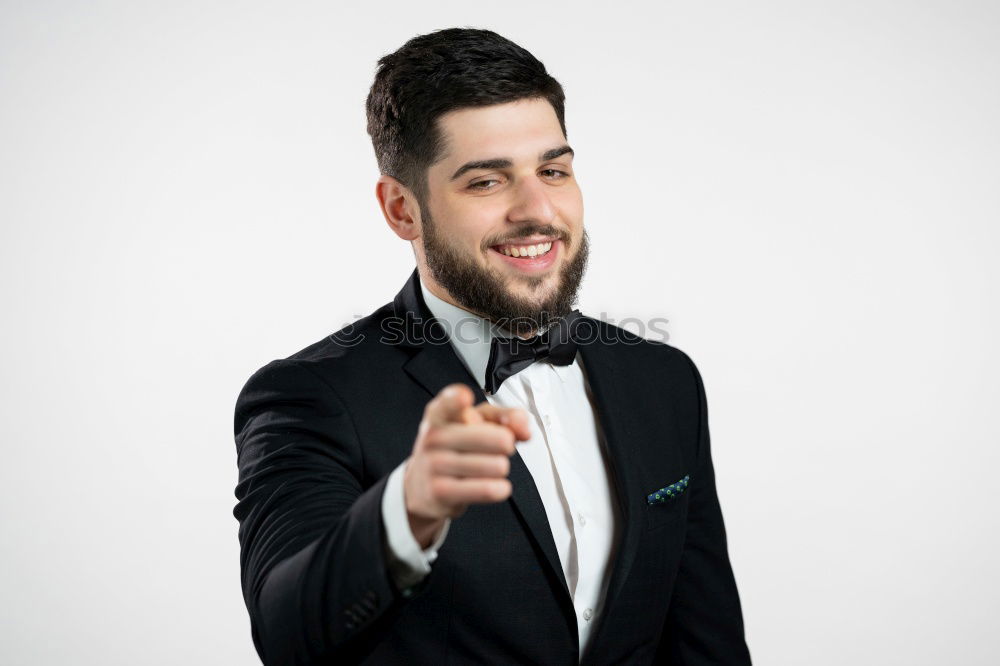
<box><xmin>418</xmin><ymin>279</ymin><xmax>575</xmax><ymax>390</ymax></box>
<box><xmin>419</xmin><ymin>280</ymin><xmax>506</xmax><ymax>391</ymax></box>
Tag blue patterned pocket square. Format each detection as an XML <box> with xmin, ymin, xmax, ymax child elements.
<box><xmin>647</xmin><ymin>475</ymin><xmax>690</xmax><ymax>505</ymax></box>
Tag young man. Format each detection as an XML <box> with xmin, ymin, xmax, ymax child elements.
<box><xmin>233</xmin><ymin>28</ymin><xmax>751</xmax><ymax>665</ymax></box>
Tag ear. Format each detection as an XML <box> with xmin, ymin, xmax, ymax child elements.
<box><xmin>375</xmin><ymin>175</ymin><xmax>422</xmax><ymax>241</ymax></box>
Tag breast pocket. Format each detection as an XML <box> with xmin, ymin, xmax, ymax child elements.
<box><xmin>644</xmin><ymin>483</ymin><xmax>690</xmax><ymax>532</ymax></box>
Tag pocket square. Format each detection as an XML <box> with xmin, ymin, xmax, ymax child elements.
<box><xmin>647</xmin><ymin>475</ymin><xmax>690</xmax><ymax>505</ymax></box>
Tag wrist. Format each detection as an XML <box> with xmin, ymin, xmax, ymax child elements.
<box><xmin>407</xmin><ymin>513</ymin><xmax>446</xmax><ymax>550</ymax></box>
<box><xmin>402</xmin><ymin>458</ymin><xmax>446</xmax><ymax>549</ymax></box>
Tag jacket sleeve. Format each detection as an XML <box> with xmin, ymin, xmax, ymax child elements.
<box><xmin>654</xmin><ymin>351</ymin><xmax>752</xmax><ymax>664</ymax></box>
<box><xmin>232</xmin><ymin>359</ymin><xmax>434</xmax><ymax>665</ymax></box>
<box><xmin>381</xmin><ymin>459</ymin><xmax>452</xmax><ymax>590</ymax></box>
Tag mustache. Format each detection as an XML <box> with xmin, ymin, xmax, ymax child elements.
<box><xmin>486</xmin><ymin>226</ymin><xmax>569</xmax><ymax>246</ymax></box>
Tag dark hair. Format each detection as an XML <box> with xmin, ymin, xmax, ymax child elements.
<box><xmin>365</xmin><ymin>27</ymin><xmax>567</xmax><ymax>204</ymax></box>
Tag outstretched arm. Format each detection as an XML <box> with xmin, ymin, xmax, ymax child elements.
<box><xmin>233</xmin><ymin>359</ymin><xmax>426</xmax><ymax>665</ymax></box>
<box><xmin>234</xmin><ymin>364</ymin><xmax>529</xmax><ymax>664</ymax></box>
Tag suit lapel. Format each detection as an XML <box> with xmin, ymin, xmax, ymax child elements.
<box><xmin>575</xmin><ymin>329</ymin><xmax>647</xmax><ymax>658</ymax></box>
<box><xmin>392</xmin><ymin>270</ymin><xmax>575</xmax><ymax>614</ymax></box>
<box><xmin>392</xmin><ymin>270</ymin><xmax>655</xmax><ymax>657</ymax></box>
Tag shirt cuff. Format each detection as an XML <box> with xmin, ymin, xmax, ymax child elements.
<box><xmin>381</xmin><ymin>458</ymin><xmax>451</xmax><ymax>591</ymax></box>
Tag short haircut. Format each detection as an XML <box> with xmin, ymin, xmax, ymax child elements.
<box><xmin>366</xmin><ymin>27</ymin><xmax>567</xmax><ymax>205</ymax></box>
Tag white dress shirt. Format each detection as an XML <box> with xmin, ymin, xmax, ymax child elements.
<box><xmin>381</xmin><ymin>282</ymin><xmax>620</xmax><ymax>655</ymax></box>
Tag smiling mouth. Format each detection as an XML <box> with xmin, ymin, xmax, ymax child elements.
<box><xmin>491</xmin><ymin>240</ymin><xmax>555</xmax><ymax>258</ymax></box>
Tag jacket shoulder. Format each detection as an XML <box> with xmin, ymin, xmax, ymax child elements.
<box><xmin>284</xmin><ymin>301</ymin><xmax>396</xmax><ymax>363</ymax></box>
<box><xmin>234</xmin><ymin>301</ymin><xmax>402</xmax><ymax>411</ymax></box>
<box><xmin>579</xmin><ymin>313</ymin><xmax>697</xmax><ymax>370</ymax></box>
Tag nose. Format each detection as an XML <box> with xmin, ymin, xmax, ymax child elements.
<box><xmin>506</xmin><ymin>175</ymin><xmax>557</xmax><ymax>227</ymax></box>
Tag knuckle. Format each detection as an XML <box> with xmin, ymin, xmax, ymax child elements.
<box><xmin>496</xmin><ymin>428</ymin><xmax>516</xmax><ymax>453</ymax></box>
<box><xmin>421</xmin><ymin>427</ymin><xmax>446</xmax><ymax>450</ymax></box>
<box><xmin>491</xmin><ymin>480</ymin><xmax>511</xmax><ymax>501</ymax></box>
<box><xmin>429</xmin><ymin>477</ymin><xmax>451</xmax><ymax>503</ymax></box>
<box><xmin>427</xmin><ymin>450</ymin><xmax>451</xmax><ymax>475</ymax></box>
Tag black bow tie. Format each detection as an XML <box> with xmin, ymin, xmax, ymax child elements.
<box><xmin>484</xmin><ymin>310</ymin><xmax>583</xmax><ymax>394</ymax></box>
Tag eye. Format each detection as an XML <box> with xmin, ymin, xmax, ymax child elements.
<box><xmin>468</xmin><ymin>178</ymin><xmax>501</xmax><ymax>191</ymax></box>
<box><xmin>541</xmin><ymin>168</ymin><xmax>570</xmax><ymax>180</ymax></box>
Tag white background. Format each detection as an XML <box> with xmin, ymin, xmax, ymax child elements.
<box><xmin>2</xmin><ymin>1</ymin><xmax>998</xmax><ymax>664</ymax></box>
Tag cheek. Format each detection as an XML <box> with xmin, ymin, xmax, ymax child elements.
<box><xmin>435</xmin><ymin>204</ymin><xmax>493</xmax><ymax>244</ymax></box>
<box><xmin>555</xmin><ymin>187</ymin><xmax>584</xmax><ymax>220</ymax></box>
<box><xmin>451</xmin><ymin>208</ymin><xmax>503</xmax><ymax>246</ymax></box>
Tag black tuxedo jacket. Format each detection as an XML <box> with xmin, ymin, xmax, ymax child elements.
<box><xmin>233</xmin><ymin>268</ymin><xmax>751</xmax><ymax>665</ymax></box>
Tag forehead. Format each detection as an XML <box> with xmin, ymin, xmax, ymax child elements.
<box><xmin>433</xmin><ymin>98</ymin><xmax>565</xmax><ymax>167</ymax></box>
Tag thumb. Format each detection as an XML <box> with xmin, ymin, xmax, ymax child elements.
<box><xmin>474</xmin><ymin>403</ymin><xmax>531</xmax><ymax>441</ymax></box>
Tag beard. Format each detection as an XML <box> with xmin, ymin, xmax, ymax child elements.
<box><xmin>419</xmin><ymin>199</ymin><xmax>590</xmax><ymax>338</ymax></box>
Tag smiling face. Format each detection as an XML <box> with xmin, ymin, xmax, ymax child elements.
<box><xmin>414</xmin><ymin>97</ymin><xmax>589</xmax><ymax>337</ymax></box>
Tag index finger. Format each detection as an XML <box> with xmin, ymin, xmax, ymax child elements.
<box><xmin>425</xmin><ymin>383</ymin><xmax>479</xmax><ymax>427</ymax></box>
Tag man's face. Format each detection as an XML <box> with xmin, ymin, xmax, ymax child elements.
<box><xmin>416</xmin><ymin>97</ymin><xmax>588</xmax><ymax>337</ymax></box>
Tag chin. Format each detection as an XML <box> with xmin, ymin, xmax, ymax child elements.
<box><xmin>507</xmin><ymin>270</ymin><xmax>559</xmax><ymax>286</ymax></box>
<box><xmin>510</xmin><ymin>278</ymin><xmax>560</xmax><ymax>302</ymax></box>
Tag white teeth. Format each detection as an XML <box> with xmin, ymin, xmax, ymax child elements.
<box><xmin>499</xmin><ymin>241</ymin><xmax>553</xmax><ymax>258</ymax></box>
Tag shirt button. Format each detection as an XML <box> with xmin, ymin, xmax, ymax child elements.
<box><xmin>583</xmin><ymin>608</ymin><xmax>593</xmax><ymax>621</ymax></box>
<box><xmin>578</xmin><ymin>513</ymin><xmax>586</xmax><ymax>527</ymax></box>
<box><xmin>543</xmin><ymin>414</ymin><xmax>552</xmax><ymax>427</ymax></box>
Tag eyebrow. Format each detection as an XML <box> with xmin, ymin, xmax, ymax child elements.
<box><xmin>449</xmin><ymin>145</ymin><xmax>574</xmax><ymax>181</ymax></box>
